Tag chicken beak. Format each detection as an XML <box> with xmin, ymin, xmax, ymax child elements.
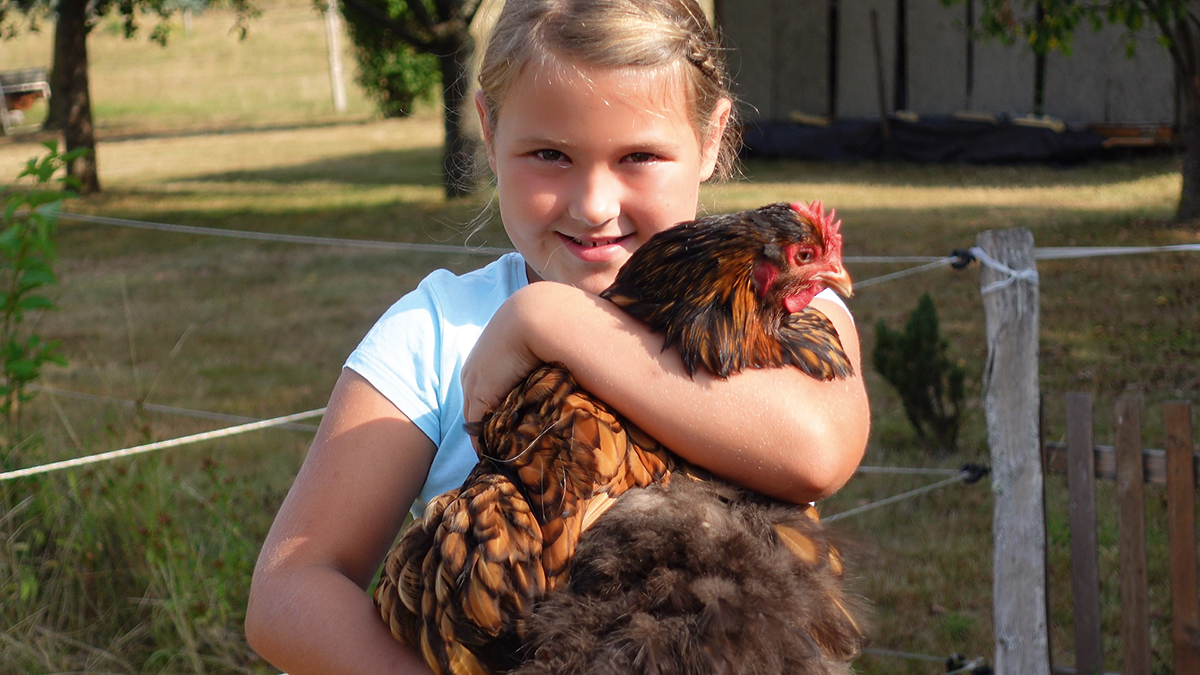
<box><xmin>819</xmin><ymin>265</ymin><xmax>854</xmax><ymax>299</ymax></box>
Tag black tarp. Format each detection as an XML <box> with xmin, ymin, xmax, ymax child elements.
<box><xmin>740</xmin><ymin>116</ymin><xmax>1109</xmax><ymax>164</ymax></box>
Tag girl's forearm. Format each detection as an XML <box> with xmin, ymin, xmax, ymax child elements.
<box><xmin>469</xmin><ymin>283</ymin><xmax>869</xmax><ymax>503</ymax></box>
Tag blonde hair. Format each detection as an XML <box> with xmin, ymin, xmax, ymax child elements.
<box><xmin>478</xmin><ymin>0</ymin><xmax>739</xmax><ymax>180</ymax></box>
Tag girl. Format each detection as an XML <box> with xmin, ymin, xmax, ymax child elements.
<box><xmin>245</xmin><ymin>1</ymin><xmax>870</xmax><ymax>672</ymax></box>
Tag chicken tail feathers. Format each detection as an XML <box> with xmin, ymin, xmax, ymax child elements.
<box><xmin>511</xmin><ymin>477</ymin><xmax>868</xmax><ymax>675</ymax></box>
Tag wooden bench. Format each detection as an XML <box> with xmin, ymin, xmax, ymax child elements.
<box><xmin>1</xmin><ymin>68</ymin><xmax>51</xmax><ymax>135</ymax></box>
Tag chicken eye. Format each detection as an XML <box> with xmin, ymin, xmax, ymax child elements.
<box><xmin>797</xmin><ymin>250</ymin><xmax>814</xmax><ymax>263</ymax></box>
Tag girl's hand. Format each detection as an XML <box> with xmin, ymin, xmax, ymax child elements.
<box><xmin>461</xmin><ymin>285</ymin><xmax>546</xmax><ymax>426</ymax></box>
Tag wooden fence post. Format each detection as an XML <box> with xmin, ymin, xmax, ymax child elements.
<box><xmin>1115</xmin><ymin>396</ymin><xmax>1150</xmax><ymax>675</ymax></box>
<box><xmin>1166</xmin><ymin>401</ymin><xmax>1200</xmax><ymax>674</ymax></box>
<box><xmin>1066</xmin><ymin>393</ymin><xmax>1102</xmax><ymax>675</ymax></box>
<box><xmin>977</xmin><ymin>228</ymin><xmax>1049</xmax><ymax>674</ymax></box>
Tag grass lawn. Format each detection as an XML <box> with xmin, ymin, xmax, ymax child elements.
<box><xmin>1</xmin><ymin>1</ymin><xmax>1198</xmax><ymax>672</ymax></box>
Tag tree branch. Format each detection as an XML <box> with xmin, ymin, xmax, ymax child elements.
<box><xmin>1170</xmin><ymin>6</ymin><xmax>1200</xmax><ymax>104</ymax></box>
<box><xmin>458</xmin><ymin>0</ymin><xmax>482</xmax><ymax>25</ymax></box>
<box><xmin>403</xmin><ymin>0</ymin><xmax>436</xmax><ymax>33</ymax></box>
<box><xmin>1140</xmin><ymin>0</ymin><xmax>1190</xmax><ymax>77</ymax></box>
<box><xmin>339</xmin><ymin>0</ymin><xmax>435</xmax><ymax>50</ymax></box>
<box><xmin>433</xmin><ymin>0</ymin><xmax>456</xmax><ymax>25</ymax></box>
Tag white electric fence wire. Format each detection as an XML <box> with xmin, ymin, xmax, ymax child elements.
<box><xmin>824</xmin><ymin>470</ymin><xmax>970</xmax><ymax>522</ymax></box>
<box><xmin>52</xmin><ymin>212</ymin><xmax>514</xmax><ymax>256</ymax></box>
<box><xmin>946</xmin><ymin>658</ymin><xmax>990</xmax><ymax>674</ymax></box>
<box><xmin>970</xmin><ymin>245</ymin><xmax>1040</xmax><ymax>294</ymax></box>
<box><xmin>844</xmin><ymin>255</ymin><xmax>947</xmax><ymax>263</ymax></box>
<box><xmin>0</xmin><ymin>408</ymin><xmax>326</xmax><ymax>482</ymax></box>
<box><xmin>40</xmin><ymin>211</ymin><xmax>1200</xmax><ymax>269</ymax></box>
<box><xmin>852</xmin><ymin>256</ymin><xmax>958</xmax><ymax>289</ymax></box>
<box><xmin>861</xmin><ymin>647</ymin><xmax>946</xmax><ymax>663</ymax></box>
<box><xmin>30</xmin><ymin>384</ymin><xmax>321</xmax><ymax>432</ymax></box>
<box><xmin>1036</xmin><ymin>243</ymin><xmax>1200</xmax><ymax>259</ymax></box>
<box><xmin>855</xmin><ymin>465</ymin><xmax>963</xmax><ymax>476</ymax></box>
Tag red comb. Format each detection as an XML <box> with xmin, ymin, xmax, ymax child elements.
<box><xmin>789</xmin><ymin>200</ymin><xmax>842</xmax><ymax>253</ymax></box>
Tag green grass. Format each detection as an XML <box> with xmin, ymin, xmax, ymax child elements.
<box><xmin>2</xmin><ymin>1</ymin><xmax>1199</xmax><ymax>671</ymax></box>
<box><xmin>4</xmin><ymin>0</ymin><xmax>380</xmax><ymax>133</ymax></box>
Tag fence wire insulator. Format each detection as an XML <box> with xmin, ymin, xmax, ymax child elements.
<box><xmin>961</xmin><ymin>462</ymin><xmax>991</xmax><ymax>484</ymax></box>
<box><xmin>950</xmin><ymin>248</ymin><xmax>976</xmax><ymax>270</ymax></box>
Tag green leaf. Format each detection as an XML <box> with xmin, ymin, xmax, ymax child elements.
<box><xmin>0</xmin><ymin>225</ymin><xmax>22</xmax><ymax>253</ymax></box>
<box><xmin>19</xmin><ymin>295</ymin><xmax>54</xmax><ymax>312</ymax></box>
<box><xmin>7</xmin><ymin>358</ymin><xmax>37</xmax><ymax>378</ymax></box>
<box><xmin>19</xmin><ymin>266</ymin><xmax>57</xmax><ymax>288</ymax></box>
<box><xmin>19</xmin><ymin>574</ymin><xmax>38</xmax><ymax>602</ymax></box>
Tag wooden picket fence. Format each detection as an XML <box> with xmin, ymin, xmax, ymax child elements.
<box><xmin>1042</xmin><ymin>394</ymin><xmax>1198</xmax><ymax>675</ymax></box>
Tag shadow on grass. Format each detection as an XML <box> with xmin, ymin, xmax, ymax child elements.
<box><xmin>181</xmin><ymin>147</ymin><xmax>448</xmax><ymax>188</ymax></box>
<box><xmin>738</xmin><ymin>153</ymin><xmax>1179</xmax><ymax>189</ymax></box>
<box><xmin>98</xmin><ymin>117</ymin><xmax>383</xmax><ymax>144</ymax></box>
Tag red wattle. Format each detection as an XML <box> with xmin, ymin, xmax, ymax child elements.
<box><xmin>784</xmin><ymin>287</ymin><xmax>819</xmax><ymax>313</ymax></box>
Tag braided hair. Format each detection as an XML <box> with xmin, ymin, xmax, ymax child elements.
<box><xmin>478</xmin><ymin>0</ymin><xmax>740</xmax><ymax>181</ymax></box>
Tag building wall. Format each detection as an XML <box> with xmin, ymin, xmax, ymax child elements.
<box><xmin>719</xmin><ymin>0</ymin><xmax>1173</xmax><ymax>125</ymax></box>
<box><xmin>835</xmin><ymin>0</ymin><xmax>895</xmax><ymax>118</ymax></box>
<box><xmin>906</xmin><ymin>0</ymin><xmax>968</xmax><ymax>115</ymax></box>
<box><xmin>1044</xmin><ymin>24</ymin><xmax>1174</xmax><ymax>124</ymax></box>
<box><xmin>719</xmin><ymin>0</ymin><xmax>828</xmax><ymax>120</ymax></box>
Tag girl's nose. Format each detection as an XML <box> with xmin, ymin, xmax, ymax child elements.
<box><xmin>568</xmin><ymin>167</ymin><xmax>621</xmax><ymax>227</ymax></box>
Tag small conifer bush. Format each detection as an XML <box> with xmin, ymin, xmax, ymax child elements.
<box><xmin>873</xmin><ymin>292</ymin><xmax>966</xmax><ymax>453</ymax></box>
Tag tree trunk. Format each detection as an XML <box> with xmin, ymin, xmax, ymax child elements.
<box><xmin>55</xmin><ymin>0</ymin><xmax>100</xmax><ymax>195</ymax></box>
<box><xmin>1179</xmin><ymin>105</ymin><xmax>1200</xmax><ymax>221</ymax></box>
<box><xmin>43</xmin><ymin>20</ymin><xmax>69</xmax><ymax>131</ymax></box>
<box><xmin>437</xmin><ymin>37</ymin><xmax>476</xmax><ymax>199</ymax></box>
<box><xmin>1169</xmin><ymin>14</ymin><xmax>1200</xmax><ymax>222</ymax></box>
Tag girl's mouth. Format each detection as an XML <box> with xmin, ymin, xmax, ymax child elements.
<box><xmin>558</xmin><ymin>232</ymin><xmax>633</xmax><ymax>262</ymax></box>
<box><xmin>570</xmin><ymin>235</ymin><xmax>628</xmax><ymax>247</ymax></box>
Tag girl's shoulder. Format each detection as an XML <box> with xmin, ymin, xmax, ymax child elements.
<box><xmin>352</xmin><ymin>252</ymin><xmax>529</xmax><ymax>368</ymax></box>
<box><xmin>813</xmin><ymin>287</ymin><xmax>853</xmax><ymax>324</ymax></box>
<box><xmin>416</xmin><ymin>251</ymin><xmax>529</xmax><ymax>314</ymax></box>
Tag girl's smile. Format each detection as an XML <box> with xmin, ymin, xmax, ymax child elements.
<box><xmin>478</xmin><ymin>57</ymin><xmax>727</xmax><ymax>295</ymax></box>
<box><xmin>557</xmin><ymin>231</ymin><xmax>635</xmax><ymax>263</ymax></box>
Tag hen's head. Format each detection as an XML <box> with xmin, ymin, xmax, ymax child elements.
<box><xmin>601</xmin><ymin>201</ymin><xmax>854</xmax><ymax>379</ymax></box>
<box><xmin>750</xmin><ymin>201</ymin><xmax>852</xmax><ymax>315</ymax></box>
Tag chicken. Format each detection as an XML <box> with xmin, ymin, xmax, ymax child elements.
<box><xmin>374</xmin><ymin>201</ymin><xmax>864</xmax><ymax>675</ymax></box>
<box><xmin>508</xmin><ymin>478</ymin><xmax>863</xmax><ymax>675</ymax></box>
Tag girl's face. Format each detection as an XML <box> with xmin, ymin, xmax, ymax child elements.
<box><xmin>478</xmin><ymin>59</ymin><xmax>729</xmax><ymax>295</ymax></box>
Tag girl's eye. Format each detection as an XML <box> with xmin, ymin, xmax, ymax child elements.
<box><xmin>532</xmin><ymin>149</ymin><xmax>566</xmax><ymax>162</ymax></box>
<box><xmin>624</xmin><ymin>152</ymin><xmax>658</xmax><ymax>163</ymax></box>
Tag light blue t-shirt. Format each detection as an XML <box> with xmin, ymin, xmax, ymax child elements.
<box><xmin>345</xmin><ymin>252</ymin><xmax>529</xmax><ymax>517</ymax></box>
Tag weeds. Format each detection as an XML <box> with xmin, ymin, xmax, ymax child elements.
<box><xmin>0</xmin><ymin>143</ymin><xmax>80</xmax><ymax>463</ymax></box>
<box><xmin>1</xmin><ymin>454</ymin><xmax>268</xmax><ymax>674</ymax></box>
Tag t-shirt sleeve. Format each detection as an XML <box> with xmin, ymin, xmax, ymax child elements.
<box><xmin>814</xmin><ymin>287</ymin><xmax>854</xmax><ymax>323</ymax></box>
<box><xmin>344</xmin><ymin>275</ymin><xmax>447</xmax><ymax>446</ymax></box>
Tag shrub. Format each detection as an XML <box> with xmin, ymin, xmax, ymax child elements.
<box><xmin>873</xmin><ymin>292</ymin><xmax>966</xmax><ymax>453</ymax></box>
<box><xmin>340</xmin><ymin>0</ymin><xmax>441</xmax><ymax>118</ymax></box>
<box><xmin>0</xmin><ymin>142</ymin><xmax>81</xmax><ymax>465</ymax></box>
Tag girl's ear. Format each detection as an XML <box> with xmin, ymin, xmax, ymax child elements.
<box><xmin>698</xmin><ymin>97</ymin><xmax>732</xmax><ymax>182</ymax></box>
<box><xmin>475</xmin><ymin>90</ymin><xmax>497</xmax><ymax>173</ymax></box>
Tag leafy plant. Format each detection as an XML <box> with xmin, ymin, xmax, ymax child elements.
<box><xmin>873</xmin><ymin>292</ymin><xmax>966</xmax><ymax>453</ymax></box>
<box><xmin>340</xmin><ymin>0</ymin><xmax>441</xmax><ymax>118</ymax></box>
<box><xmin>0</xmin><ymin>142</ymin><xmax>82</xmax><ymax>463</ymax></box>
